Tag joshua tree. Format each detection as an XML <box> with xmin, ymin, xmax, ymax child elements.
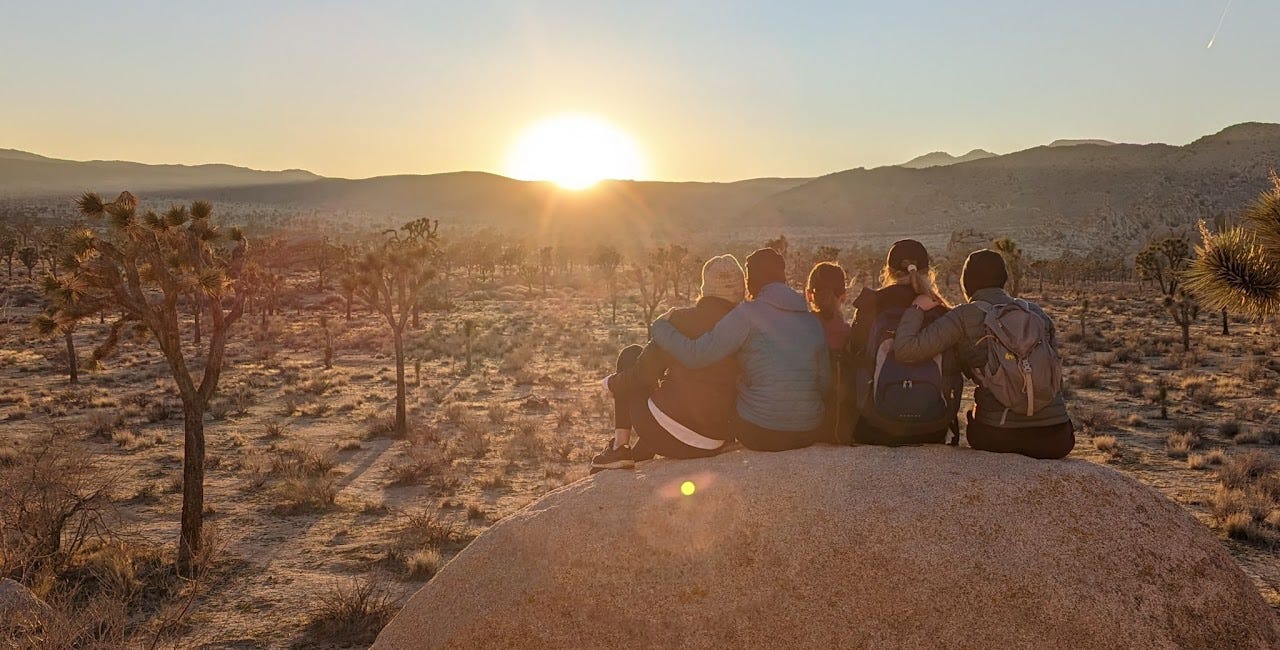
<box><xmin>653</xmin><ymin>244</ymin><xmax>690</xmax><ymax>300</ymax></box>
<box><xmin>632</xmin><ymin>256</ymin><xmax>669</xmax><ymax>336</ymax></box>
<box><xmin>309</xmin><ymin>236</ymin><xmax>342</xmax><ymax>292</ymax></box>
<box><xmin>18</xmin><ymin>245</ymin><xmax>38</xmax><ymax>279</ymax></box>
<box><xmin>992</xmin><ymin>237</ymin><xmax>1025</xmax><ymax>297</ymax></box>
<box><xmin>765</xmin><ymin>234</ymin><xmax>789</xmax><ymax>258</ymax></box>
<box><xmin>71</xmin><ymin>191</ymin><xmax>248</xmax><ymax>576</ymax></box>
<box><xmin>352</xmin><ymin>218</ymin><xmax>440</xmax><ymax>436</ymax></box>
<box><xmin>1136</xmin><ymin>235</ymin><xmax>1199</xmax><ymax>352</ymax></box>
<box><xmin>33</xmin><ymin>235</ymin><xmax>107</xmax><ymax>384</ymax></box>
<box><xmin>1186</xmin><ymin>174</ymin><xmax>1280</xmax><ymax>319</ymax></box>
<box><xmin>592</xmin><ymin>244</ymin><xmax>622</xmax><ymax>324</ymax></box>
<box><xmin>0</xmin><ymin>226</ymin><xmax>16</xmax><ymax>279</ymax></box>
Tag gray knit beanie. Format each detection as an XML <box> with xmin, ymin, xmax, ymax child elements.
<box><xmin>700</xmin><ymin>254</ymin><xmax>746</xmax><ymax>303</ymax></box>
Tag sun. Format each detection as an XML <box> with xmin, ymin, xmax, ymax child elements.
<box><xmin>506</xmin><ymin>114</ymin><xmax>645</xmax><ymax>190</ymax></box>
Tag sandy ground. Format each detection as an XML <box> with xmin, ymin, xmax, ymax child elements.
<box><xmin>2</xmin><ymin>273</ymin><xmax>1278</xmax><ymax>647</ymax></box>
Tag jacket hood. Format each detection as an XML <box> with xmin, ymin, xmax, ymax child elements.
<box><xmin>753</xmin><ymin>282</ymin><xmax>809</xmax><ymax>312</ymax></box>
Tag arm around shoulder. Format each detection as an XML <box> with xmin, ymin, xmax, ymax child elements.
<box><xmin>893</xmin><ymin>305</ymin><xmax>966</xmax><ymax>363</ymax></box>
<box><xmin>650</xmin><ymin>304</ymin><xmax>751</xmax><ymax>369</ymax></box>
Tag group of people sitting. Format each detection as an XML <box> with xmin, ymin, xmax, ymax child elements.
<box><xmin>592</xmin><ymin>239</ymin><xmax>1075</xmax><ymax>472</ymax></box>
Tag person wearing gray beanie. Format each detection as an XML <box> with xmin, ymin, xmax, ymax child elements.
<box><xmin>593</xmin><ymin>254</ymin><xmax>746</xmax><ymax>471</ymax></box>
<box><xmin>650</xmin><ymin>247</ymin><xmax>831</xmax><ymax>452</ymax></box>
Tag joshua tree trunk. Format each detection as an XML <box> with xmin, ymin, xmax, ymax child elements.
<box><xmin>193</xmin><ymin>295</ymin><xmax>202</xmax><ymax>345</ymax></box>
<box><xmin>64</xmin><ymin>328</ymin><xmax>78</xmax><ymax>384</ymax></box>
<box><xmin>393</xmin><ymin>326</ymin><xmax>407</xmax><ymax>436</ymax></box>
<box><xmin>1221</xmin><ymin>308</ymin><xmax>1229</xmax><ymax>336</ymax></box>
<box><xmin>177</xmin><ymin>400</ymin><xmax>205</xmax><ymax>576</ymax></box>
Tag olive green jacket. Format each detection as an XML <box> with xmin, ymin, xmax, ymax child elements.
<box><xmin>893</xmin><ymin>287</ymin><xmax>1071</xmax><ymax>429</ymax></box>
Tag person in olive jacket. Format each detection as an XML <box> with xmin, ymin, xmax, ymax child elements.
<box><xmin>893</xmin><ymin>249</ymin><xmax>1075</xmax><ymax>459</ymax></box>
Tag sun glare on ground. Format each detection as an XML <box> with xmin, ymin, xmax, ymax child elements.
<box><xmin>505</xmin><ymin>114</ymin><xmax>646</xmax><ymax>190</ymax></box>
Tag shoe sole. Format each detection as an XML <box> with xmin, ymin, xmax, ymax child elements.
<box><xmin>590</xmin><ymin>460</ymin><xmax>636</xmax><ymax>471</ymax></box>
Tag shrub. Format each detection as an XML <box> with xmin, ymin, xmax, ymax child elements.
<box><xmin>1074</xmin><ymin>406</ymin><xmax>1116</xmax><ymax>434</ymax></box>
<box><xmin>404</xmin><ymin>548</ymin><xmax>441</xmax><ymax>580</ymax></box>
<box><xmin>1165</xmin><ymin>432</ymin><xmax>1200</xmax><ymax>459</ymax></box>
<box><xmin>274</xmin><ymin>475</ymin><xmax>338</xmax><ymax>514</ymax></box>
<box><xmin>1069</xmin><ymin>368</ymin><xmax>1102</xmax><ymax>389</ymax></box>
<box><xmin>304</xmin><ymin>577</ymin><xmax>397</xmax><ymax>647</ymax></box>
<box><xmin>1092</xmin><ymin>435</ymin><xmax>1119</xmax><ymax>456</ymax></box>
<box><xmin>487</xmin><ymin>404</ymin><xmax>509</xmax><ymax>426</ymax></box>
<box><xmin>0</xmin><ymin>436</ymin><xmax>119</xmax><ymax>581</ymax></box>
<box><xmin>85</xmin><ymin>410</ymin><xmax>124</xmax><ymax>438</ymax></box>
<box><xmin>398</xmin><ymin>511</ymin><xmax>473</xmax><ymax>553</ymax></box>
<box><xmin>1217</xmin><ymin>421</ymin><xmax>1243</xmax><ymax>439</ymax></box>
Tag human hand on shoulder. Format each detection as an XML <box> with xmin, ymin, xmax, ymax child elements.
<box><xmin>912</xmin><ymin>294</ymin><xmax>940</xmax><ymax>311</ymax></box>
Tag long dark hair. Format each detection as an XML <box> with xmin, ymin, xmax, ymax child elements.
<box><xmin>806</xmin><ymin>262</ymin><xmax>847</xmax><ymax>321</ymax></box>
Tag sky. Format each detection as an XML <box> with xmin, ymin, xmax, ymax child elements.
<box><xmin>2</xmin><ymin>0</ymin><xmax>1278</xmax><ymax>181</ymax></box>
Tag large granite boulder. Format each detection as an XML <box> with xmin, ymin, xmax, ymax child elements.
<box><xmin>375</xmin><ymin>446</ymin><xmax>1280</xmax><ymax>649</ymax></box>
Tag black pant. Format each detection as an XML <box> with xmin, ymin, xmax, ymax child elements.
<box><xmin>733</xmin><ymin>414</ymin><xmax>817</xmax><ymax>452</ymax></box>
<box><xmin>613</xmin><ymin>345</ymin><xmax>720</xmax><ymax>460</ymax></box>
<box><xmin>851</xmin><ymin>422</ymin><xmax>948</xmax><ymax>447</ymax></box>
<box><xmin>965</xmin><ymin>409</ymin><xmax>1075</xmax><ymax>460</ymax></box>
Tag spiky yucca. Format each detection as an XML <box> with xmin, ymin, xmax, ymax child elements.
<box><xmin>1186</xmin><ymin>173</ymin><xmax>1280</xmax><ymax>318</ymax></box>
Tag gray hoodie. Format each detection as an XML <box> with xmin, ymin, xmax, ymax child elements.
<box><xmin>651</xmin><ymin>282</ymin><xmax>831</xmax><ymax>432</ymax></box>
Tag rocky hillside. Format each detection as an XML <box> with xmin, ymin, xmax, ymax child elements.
<box><xmin>744</xmin><ymin>123</ymin><xmax>1280</xmax><ymax>253</ymax></box>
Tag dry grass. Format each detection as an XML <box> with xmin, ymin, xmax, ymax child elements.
<box><xmin>303</xmin><ymin>577</ymin><xmax>398</xmax><ymax>647</ymax></box>
<box><xmin>1165</xmin><ymin>432</ymin><xmax>1201</xmax><ymax>459</ymax></box>
<box><xmin>1092</xmin><ymin>435</ymin><xmax>1120</xmax><ymax>456</ymax></box>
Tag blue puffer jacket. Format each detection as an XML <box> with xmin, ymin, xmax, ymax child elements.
<box><xmin>651</xmin><ymin>282</ymin><xmax>831</xmax><ymax>432</ymax></box>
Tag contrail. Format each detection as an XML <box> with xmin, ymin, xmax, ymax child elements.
<box><xmin>1206</xmin><ymin>0</ymin><xmax>1234</xmax><ymax>49</ymax></box>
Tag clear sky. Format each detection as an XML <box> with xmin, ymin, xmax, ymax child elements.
<box><xmin>2</xmin><ymin>0</ymin><xmax>1277</xmax><ymax>181</ymax></box>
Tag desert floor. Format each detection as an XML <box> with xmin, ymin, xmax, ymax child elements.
<box><xmin>2</xmin><ymin>274</ymin><xmax>1279</xmax><ymax>648</ymax></box>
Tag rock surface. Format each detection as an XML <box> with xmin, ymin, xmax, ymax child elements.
<box><xmin>375</xmin><ymin>446</ymin><xmax>1280</xmax><ymax>649</ymax></box>
<box><xmin>0</xmin><ymin>578</ymin><xmax>50</xmax><ymax>628</ymax></box>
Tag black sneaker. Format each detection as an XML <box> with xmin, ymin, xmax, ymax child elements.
<box><xmin>590</xmin><ymin>442</ymin><xmax>635</xmax><ymax>473</ymax></box>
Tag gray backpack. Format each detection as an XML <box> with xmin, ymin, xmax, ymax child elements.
<box><xmin>972</xmin><ymin>299</ymin><xmax>1062</xmax><ymax>424</ymax></box>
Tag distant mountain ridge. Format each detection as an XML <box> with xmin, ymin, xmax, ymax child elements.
<box><xmin>1048</xmin><ymin>139</ymin><xmax>1116</xmax><ymax>148</ymax></box>
<box><xmin>899</xmin><ymin>149</ymin><xmax>997</xmax><ymax>169</ymax></box>
<box><xmin>0</xmin><ymin>149</ymin><xmax>319</xmax><ymax>196</ymax></box>
<box><xmin>3</xmin><ymin>122</ymin><xmax>1279</xmax><ymax>252</ymax></box>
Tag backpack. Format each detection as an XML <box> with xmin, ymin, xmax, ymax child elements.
<box><xmin>854</xmin><ymin>307</ymin><xmax>960</xmax><ymax>439</ymax></box>
<box><xmin>972</xmin><ymin>299</ymin><xmax>1062</xmax><ymax>423</ymax></box>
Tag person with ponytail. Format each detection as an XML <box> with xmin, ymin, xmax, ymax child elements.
<box><xmin>844</xmin><ymin>239</ymin><xmax>961</xmax><ymax>446</ymax></box>
<box><xmin>807</xmin><ymin>262</ymin><xmax>852</xmax><ymax>443</ymax></box>
<box><xmin>807</xmin><ymin>262</ymin><xmax>852</xmax><ymax>351</ymax></box>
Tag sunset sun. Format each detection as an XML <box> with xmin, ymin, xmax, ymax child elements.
<box><xmin>506</xmin><ymin>114</ymin><xmax>645</xmax><ymax>190</ymax></box>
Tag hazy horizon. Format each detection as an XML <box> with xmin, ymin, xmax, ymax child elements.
<box><xmin>3</xmin><ymin>1</ymin><xmax>1278</xmax><ymax>182</ymax></box>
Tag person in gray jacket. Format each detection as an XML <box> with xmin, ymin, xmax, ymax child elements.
<box><xmin>893</xmin><ymin>249</ymin><xmax>1075</xmax><ymax>459</ymax></box>
<box><xmin>650</xmin><ymin>247</ymin><xmax>831</xmax><ymax>452</ymax></box>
